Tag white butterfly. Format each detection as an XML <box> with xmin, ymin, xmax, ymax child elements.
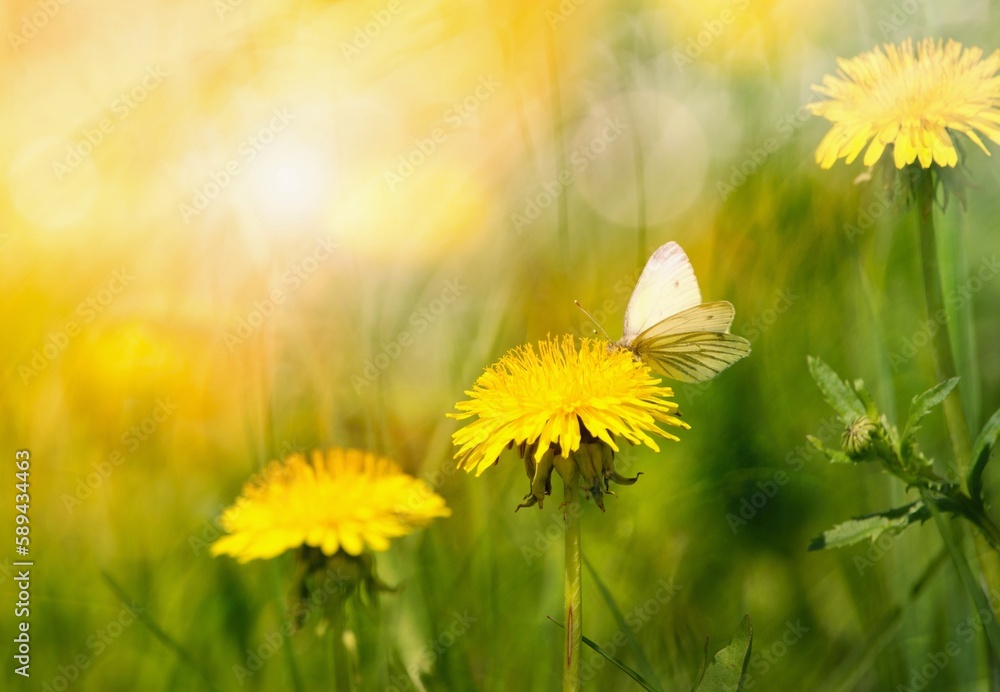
<box><xmin>614</xmin><ymin>242</ymin><xmax>750</xmax><ymax>383</ymax></box>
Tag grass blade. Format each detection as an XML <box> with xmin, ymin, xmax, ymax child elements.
<box><xmin>583</xmin><ymin>554</ymin><xmax>664</xmax><ymax>691</ymax></box>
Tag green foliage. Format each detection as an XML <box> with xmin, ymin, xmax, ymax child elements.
<box><xmin>806</xmin><ymin>356</ymin><xmax>866</xmax><ymax>425</ymax></box>
<box><xmin>805</xmin><ymin>358</ymin><xmax>1000</xmax><ymax>561</ymax></box>
<box><xmin>808</xmin><ymin>502</ymin><xmax>930</xmax><ymax>551</ymax></box>
<box><xmin>969</xmin><ymin>407</ymin><xmax>1000</xmax><ymax>505</ymax></box>
<box><xmin>902</xmin><ymin>378</ymin><xmax>960</xmax><ymax>447</ymax></box>
<box><xmin>693</xmin><ymin>616</ymin><xmax>752</xmax><ymax>692</ymax></box>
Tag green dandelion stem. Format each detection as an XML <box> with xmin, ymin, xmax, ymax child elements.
<box><xmin>952</xmin><ymin>490</ymin><xmax>1000</xmax><ymax>551</ymax></box>
<box><xmin>915</xmin><ymin>169</ymin><xmax>971</xmax><ymax>472</ymax></box>
<box><xmin>563</xmin><ymin>473</ymin><xmax>583</xmax><ymax>692</ymax></box>
<box><xmin>329</xmin><ymin>603</ymin><xmax>354</xmax><ymax>692</ymax></box>
<box><xmin>921</xmin><ymin>488</ymin><xmax>1000</xmax><ymax>661</ymax></box>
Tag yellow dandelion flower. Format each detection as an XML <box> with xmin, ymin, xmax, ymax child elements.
<box><xmin>809</xmin><ymin>38</ymin><xmax>1000</xmax><ymax>169</ymax></box>
<box><xmin>211</xmin><ymin>449</ymin><xmax>451</xmax><ymax>563</ymax></box>
<box><xmin>449</xmin><ymin>335</ymin><xmax>688</xmax><ymax>508</ymax></box>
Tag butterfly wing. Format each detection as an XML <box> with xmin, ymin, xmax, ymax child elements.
<box><xmin>634</xmin><ymin>329</ymin><xmax>751</xmax><ymax>383</ymax></box>
<box><xmin>621</xmin><ymin>242</ymin><xmax>702</xmax><ymax>344</ymax></box>
<box><xmin>632</xmin><ymin>301</ymin><xmax>748</xmax><ymax>382</ymax></box>
<box><xmin>637</xmin><ymin>301</ymin><xmax>737</xmax><ymax>336</ymax></box>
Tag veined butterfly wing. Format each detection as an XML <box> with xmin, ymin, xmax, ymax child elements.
<box><xmin>635</xmin><ymin>300</ymin><xmax>737</xmax><ymax>337</ymax></box>
<box><xmin>634</xmin><ymin>329</ymin><xmax>751</xmax><ymax>383</ymax></box>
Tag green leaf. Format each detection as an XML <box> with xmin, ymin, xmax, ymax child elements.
<box><xmin>694</xmin><ymin>615</ymin><xmax>752</xmax><ymax>692</ymax></box>
<box><xmin>807</xmin><ymin>502</ymin><xmax>929</xmax><ymax>551</ymax></box>
<box><xmin>806</xmin><ymin>435</ymin><xmax>854</xmax><ymax>464</ymax></box>
<box><xmin>852</xmin><ymin>378</ymin><xmax>879</xmax><ymax>418</ymax></box>
<box><xmin>807</xmin><ymin>356</ymin><xmax>865</xmax><ymax>424</ymax></box>
<box><xmin>583</xmin><ymin>555</ymin><xmax>664</xmax><ymax>691</ymax></box>
<box><xmin>901</xmin><ymin>378</ymin><xmax>960</xmax><ymax>443</ymax></box>
<box><xmin>969</xmin><ymin>408</ymin><xmax>1000</xmax><ymax>504</ymax></box>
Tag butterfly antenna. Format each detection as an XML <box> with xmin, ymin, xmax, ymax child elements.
<box><xmin>574</xmin><ymin>300</ymin><xmax>614</xmax><ymax>341</ymax></box>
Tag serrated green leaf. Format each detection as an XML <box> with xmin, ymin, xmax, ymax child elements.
<box><xmin>901</xmin><ymin>378</ymin><xmax>960</xmax><ymax>443</ymax></box>
<box><xmin>694</xmin><ymin>615</ymin><xmax>752</xmax><ymax>692</ymax></box>
<box><xmin>807</xmin><ymin>356</ymin><xmax>865</xmax><ymax>424</ymax></box>
<box><xmin>806</xmin><ymin>435</ymin><xmax>854</xmax><ymax>464</ymax></box>
<box><xmin>969</xmin><ymin>408</ymin><xmax>1000</xmax><ymax>504</ymax></box>
<box><xmin>808</xmin><ymin>502</ymin><xmax>929</xmax><ymax>551</ymax></box>
<box><xmin>853</xmin><ymin>379</ymin><xmax>879</xmax><ymax>418</ymax></box>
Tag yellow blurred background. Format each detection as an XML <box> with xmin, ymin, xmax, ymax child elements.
<box><xmin>3</xmin><ymin>0</ymin><xmax>1000</xmax><ymax>689</ymax></box>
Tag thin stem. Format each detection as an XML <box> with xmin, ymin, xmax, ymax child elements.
<box><xmin>952</xmin><ymin>491</ymin><xmax>1000</xmax><ymax>551</ymax></box>
<box><xmin>563</xmin><ymin>474</ymin><xmax>582</xmax><ymax>692</ymax></box>
<box><xmin>921</xmin><ymin>488</ymin><xmax>1000</xmax><ymax>662</ymax></box>
<box><xmin>329</xmin><ymin>603</ymin><xmax>352</xmax><ymax>692</ymax></box>
<box><xmin>915</xmin><ymin>169</ymin><xmax>1000</xmax><ymax>679</ymax></box>
<box><xmin>915</xmin><ymin>169</ymin><xmax>971</xmax><ymax>473</ymax></box>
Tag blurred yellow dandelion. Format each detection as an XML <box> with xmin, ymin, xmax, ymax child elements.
<box><xmin>809</xmin><ymin>38</ymin><xmax>1000</xmax><ymax>169</ymax></box>
<box><xmin>211</xmin><ymin>449</ymin><xmax>450</xmax><ymax>563</ymax></box>
<box><xmin>449</xmin><ymin>335</ymin><xmax>688</xmax><ymax>480</ymax></box>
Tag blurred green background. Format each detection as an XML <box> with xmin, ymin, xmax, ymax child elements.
<box><xmin>3</xmin><ymin>0</ymin><xmax>1000</xmax><ymax>689</ymax></box>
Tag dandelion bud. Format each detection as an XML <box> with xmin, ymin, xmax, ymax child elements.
<box><xmin>842</xmin><ymin>416</ymin><xmax>877</xmax><ymax>458</ymax></box>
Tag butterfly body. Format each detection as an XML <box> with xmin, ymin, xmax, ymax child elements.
<box><xmin>618</xmin><ymin>242</ymin><xmax>750</xmax><ymax>383</ymax></box>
